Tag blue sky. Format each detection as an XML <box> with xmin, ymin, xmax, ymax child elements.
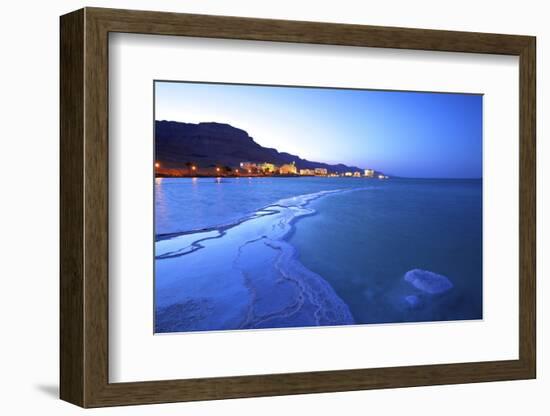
<box><xmin>155</xmin><ymin>81</ymin><xmax>482</xmax><ymax>178</ymax></box>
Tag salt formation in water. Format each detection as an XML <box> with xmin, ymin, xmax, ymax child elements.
<box><xmin>154</xmin><ymin>189</ymin><xmax>372</xmax><ymax>333</ymax></box>
<box><xmin>404</xmin><ymin>269</ymin><xmax>453</xmax><ymax>294</ymax></box>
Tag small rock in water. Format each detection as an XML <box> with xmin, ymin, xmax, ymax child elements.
<box><xmin>404</xmin><ymin>269</ymin><xmax>453</xmax><ymax>294</ymax></box>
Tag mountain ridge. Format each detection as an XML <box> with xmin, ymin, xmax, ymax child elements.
<box><xmin>155</xmin><ymin>120</ymin><xmax>368</xmax><ymax>173</ymax></box>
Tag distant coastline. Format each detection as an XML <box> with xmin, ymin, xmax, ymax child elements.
<box><xmin>154</xmin><ymin>170</ymin><xmax>389</xmax><ymax>179</ymax></box>
<box><xmin>154</xmin><ymin>166</ymin><xmax>388</xmax><ymax>179</ymax></box>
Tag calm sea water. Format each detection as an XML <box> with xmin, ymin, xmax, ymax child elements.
<box><xmin>154</xmin><ymin>177</ymin><xmax>482</xmax><ymax>332</ymax></box>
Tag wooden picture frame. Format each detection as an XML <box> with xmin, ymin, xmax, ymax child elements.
<box><xmin>60</xmin><ymin>7</ymin><xmax>536</xmax><ymax>408</ymax></box>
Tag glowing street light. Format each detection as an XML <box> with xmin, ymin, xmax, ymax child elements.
<box><xmin>216</xmin><ymin>167</ymin><xmax>220</xmax><ymax>173</ymax></box>
<box><xmin>191</xmin><ymin>166</ymin><xmax>196</xmax><ymax>171</ymax></box>
<box><xmin>155</xmin><ymin>162</ymin><xmax>160</xmax><ymax>168</ymax></box>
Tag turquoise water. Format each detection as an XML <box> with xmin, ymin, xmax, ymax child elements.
<box><xmin>289</xmin><ymin>179</ymin><xmax>482</xmax><ymax>324</ymax></box>
<box><xmin>154</xmin><ymin>177</ymin><xmax>482</xmax><ymax>332</ymax></box>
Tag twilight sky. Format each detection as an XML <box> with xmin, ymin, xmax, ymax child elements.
<box><xmin>155</xmin><ymin>81</ymin><xmax>482</xmax><ymax>178</ymax></box>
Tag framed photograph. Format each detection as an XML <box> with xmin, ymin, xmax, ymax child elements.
<box><xmin>60</xmin><ymin>7</ymin><xmax>536</xmax><ymax>407</ymax></box>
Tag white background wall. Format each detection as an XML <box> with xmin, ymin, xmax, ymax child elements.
<box><xmin>0</xmin><ymin>0</ymin><xmax>546</xmax><ymax>414</ymax></box>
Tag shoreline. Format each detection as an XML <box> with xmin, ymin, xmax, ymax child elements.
<box><xmin>155</xmin><ymin>188</ymin><xmax>357</xmax><ymax>332</ymax></box>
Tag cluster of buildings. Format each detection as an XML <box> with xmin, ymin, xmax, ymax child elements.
<box><xmin>240</xmin><ymin>161</ymin><xmax>332</xmax><ymax>176</ymax></box>
<box><xmin>240</xmin><ymin>161</ymin><xmax>299</xmax><ymax>175</ymax></box>
<box><xmin>341</xmin><ymin>170</ymin><xmax>386</xmax><ymax>178</ymax></box>
<box><xmin>298</xmin><ymin>168</ymin><xmax>329</xmax><ymax>176</ymax></box>
<box><xmin>239</xmin><ymin>161</ymin><xmax>388</xmax><ymax>178</ymax></box>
